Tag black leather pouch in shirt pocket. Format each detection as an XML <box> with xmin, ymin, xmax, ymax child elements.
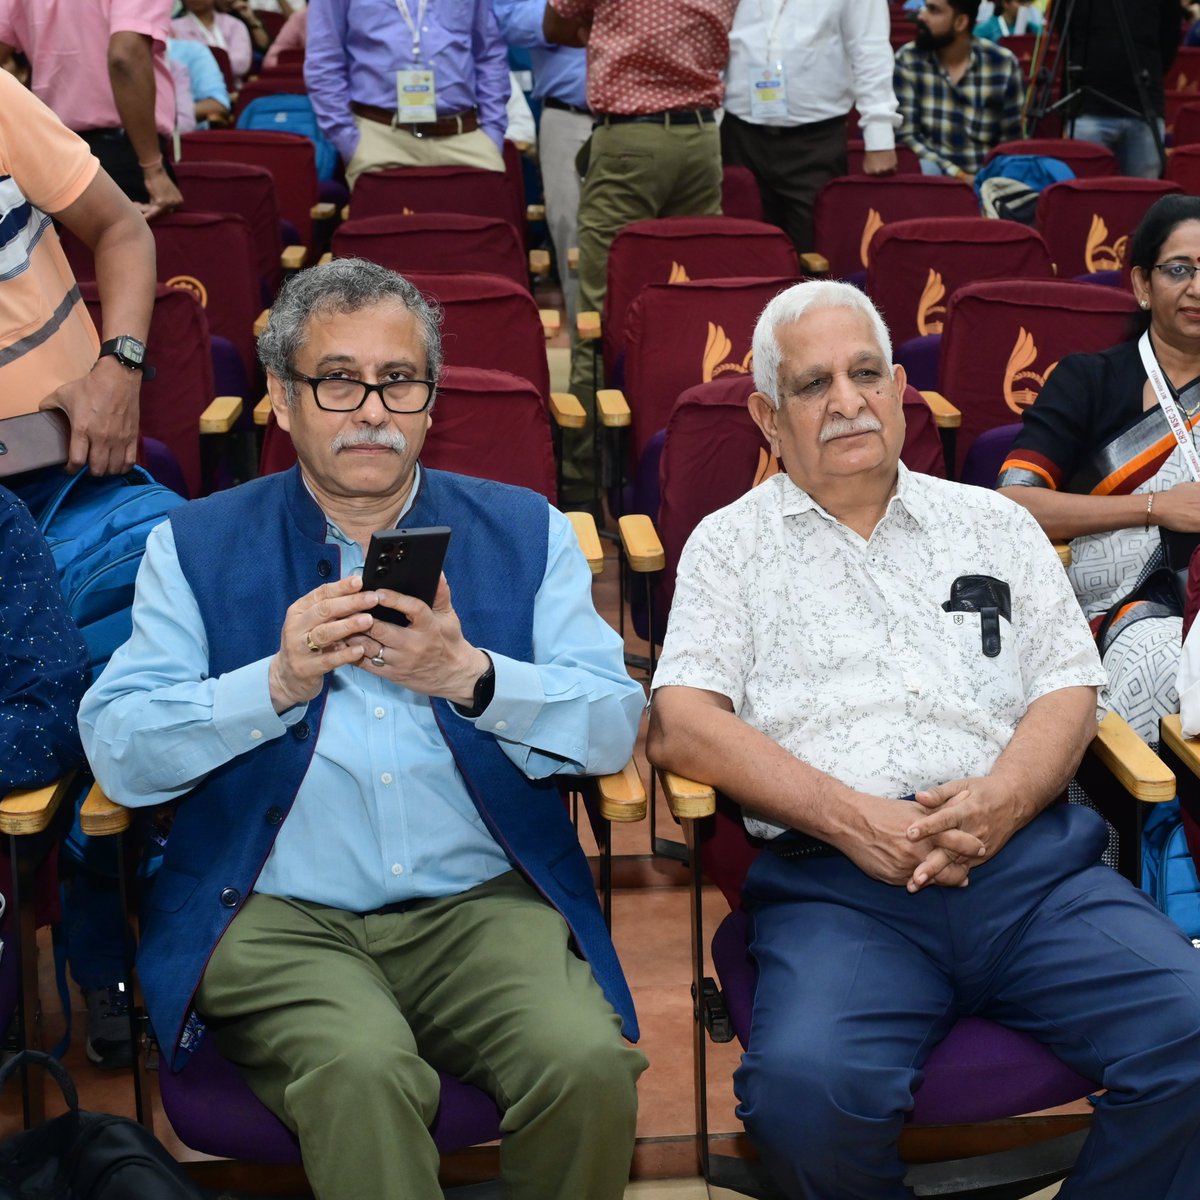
<box><xmin>942</xmin><ymin>575</ymin><xmax>1011</xmax><ymax>658</ymax></box>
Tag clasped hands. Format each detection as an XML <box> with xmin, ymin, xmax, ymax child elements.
<box><xmin>268</xmin><ymin>573</ymin><xmax>488</xmax><ymax>714</ymax></box>
<box><xmin>842</xmin><ymin>778</ymin><xmax>1019</xmax><ymax>894</ymax></box>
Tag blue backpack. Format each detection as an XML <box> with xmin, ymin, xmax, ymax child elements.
<box><xmin>1142</xmin><ymin>799</ymin><xmax>1200</xmax><ymax>944</ymax></box>
<box><xmin>22</xmin><ymin>467</ymin><xmax>184</xmax><ymax>684</ymax></box>
<box><xmin>236</xmin><ymin>94</ymin><xmax>338</xmax><ymax>181</ymax></box>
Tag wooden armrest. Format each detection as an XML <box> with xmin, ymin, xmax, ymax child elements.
<box><xmin>597</xmin><ymin>762</ymin><xmax>647</xmax><ymax>823</ymax></box>
<box><xmin>566</xmin><ymin>510</ymin><xmax>603</xmax><ymax>576</ymax></box>
<box><xmin>567</xmin><ymin>247</ymin><xmax>579</xmax><ymax>272</ymax></box>
<box><xmin>0</xmin><ymin>775</ymin><xmax>77</xmax><ymax>836</ymax></box>
<box><xmin>312</xmin><ymin>202</ymin><xmax>337</xmax><ymax>221</ymax></box>
<box><xmin>253</xmin><ymin>309</ymin><xmax>270</xmax><ymax>337</ymax></box>
<box><xmin>318</xmin><ymin>251</ymin><xmax>333</xmax><ymax>266</ymax></box>
<box><xmin>920</xmin><ymin>390</ymin><xmax>962</xmax><ymax>430</ymax></box>
<box><xmin>80</xmin><ymin>782</ymin><xmax>131</xmax><ymax>837</ymax></box>
<box><xmin>799</xmin><ymin>251</ymin><xmax>830</xmax><ymax>275</ymax></box>
<box><xmin>254</xmin><ymin>395</ymin><xmax>272</xmax><ymax>426</ymax></box>
<box><xmin>1159</xmin><ymin>713</ymin><xmax>1200</xmax><ymax>791</ymax></box>
<box><xmin>1092</xmin><ymin>710</ymin><xmax>1175</xmax><ymax>803</ymax></box>
<box><xmin>658</xmin><ymin>769</ymin><xmax>716</xmax><ymax>821</ymax></box>
<box><xmin>548</xmin><ymin>391</ymin><xmax>586</xmax><ymax>430</ymax></box>
<box><xmin>200</xmin><ymin>395</ymin><xmax>244</xmax><ymax>434</ymax></box>
<box><xmin>280</xmin><ymin>244</ymin><xmax>307</xmax><ymax>270</ymax></box>
<box><xmin>576</xmin><ymin>310</ymin><xmax>601</xmax><ymax>341</ymax></box>
<box><xmin>618</xmin><ymin>514</ymin><xmax>665</xmax><ymax>572</ymax></box>
<box><xmin>529</xmin><ymin>249</ymin><xmax>551</xmax><ymax>276</ymax></box>
<box><xmin>1054</xmin><ymin>543</ymin><xmax>1072</xmax><ymax>568</ymax></box>
<box><xmin>539</xmin><ymin>308</ymin><xmax>561</xmax><ymax>338</ymax></box>
<box><xmin>596</xmin><ymin>388</ymin><xmax>630</xmax><ymax>428</ymax></box>
<box><xmin>526</xmin><ymin>203</ymin><xmax>546</xmax><ymax>222</ymax></box>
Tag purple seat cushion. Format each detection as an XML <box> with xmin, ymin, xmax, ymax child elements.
<box><xmin>158</xmin><ymin>1033</ymin><xmax>503</xmax><ymax>1162</ymax></box>
<box><xmin>959</xmin><ymin>423</ymin><xmax>1022</xmax><ymax>490</ymax></box>
<box><xmin>711</xmin><ymin>910</ymin><xmax>1096</xmax><ymax>1126</ymax></box>
<box><xmin>895</xmin><ymin>333</ymin><xmax>942</xmax><ymax>393</ymax></box>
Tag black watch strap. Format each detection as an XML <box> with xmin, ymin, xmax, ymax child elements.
<box><xmin>98</xmin><ymin>336</ymin><xmax>156</xmax><ymax>381</ymax></box>
<box><xmin>458</xmin><ymin>654</ymin><xmax>496</xmax><ymax>719</ymax></box>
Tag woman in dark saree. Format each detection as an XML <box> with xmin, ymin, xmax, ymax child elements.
<box><xmin>999</xmin><ymin>195</ymin><xmax>1200</xmax><ymax>742</ymax></box>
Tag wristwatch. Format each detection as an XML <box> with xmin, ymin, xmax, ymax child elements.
<box><xmin>458</xmin><ymin>654</ymin><xmax>496</xmax><ymax>718</ymax></box>
<box><xmin>98</xmin><ymin>336</ymin><xmax>156</xmax><ymax>381</ymax></box>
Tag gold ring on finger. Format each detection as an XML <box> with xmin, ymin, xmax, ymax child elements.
<box><xmin>305</xmin><ymin>631</ymin><xmax>323</xmax><ymax>654</ymax></box>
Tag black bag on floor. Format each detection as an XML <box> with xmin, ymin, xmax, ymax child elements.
<box><xmin>0</xmin><ymin>1051</ymin><xmax>203</xmax><ymax>1199</ymax></box>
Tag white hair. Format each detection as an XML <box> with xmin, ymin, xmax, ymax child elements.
<box><xmin>751</xmin><ymin>280</ymin><xmax>894</xmax><ymax>408</ymax></box>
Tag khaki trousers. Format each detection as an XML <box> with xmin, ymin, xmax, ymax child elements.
<box><xmin>196</xmin><ymin>871</ymin><xmax>646</xmax><ymax>1200</ymax></box>
<box><xmin>347</xmin><ymin>115</ymin><xmax>505</xmax><ymax>190</ymax></box>
<box><xmin>563</xmin><ymin>119</ymin><xmax>722</xmax><ymax>500</ymax></box>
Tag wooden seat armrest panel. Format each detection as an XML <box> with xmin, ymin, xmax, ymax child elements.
<box><xmin>798</xmin><ymin>251</ymin><xmax>830</xmax><ymax>274</ymax></box>
<box><xmin>617</xmin><ymin>514</ymin><xmax>665</xmax><ymax>572</ymax></box>
<box><xmin>1160</xmin><ymin>713</ymin><xmax>1200</xmax><ymax>790</ymax></box>
<box><xmin>529</xmin><ymin>249</ymin><xmax>551</xmax><ymax>277</ymax></box>
<box><xmin>1054</xmin><ymin>543</ymin><xmax>1072</xmax><ymax>567</ymax></box>
<box><xmin>565</xmin><ymin>511</ymin><xmax>604</xmax><ymax>576</ymax></box>
<box><xmin>1092</xmin><ymin>710</ymin><xmax>1175</xmax><ymax>803</ymax></box>
<box><xmin>253</xmin><ymin>309</ymin><xmax>270</xmax><ymax>337</ymax></box>
<box><xmin>576</xmin><ymin>310</ymin><xmax>601</xmax><ymax>341</ymax></box>
<box><xmin>312</xmin><ymin>202</ymin><xmax>337</xmax><ymax>221</ymax></box>
<box><xmin>658</xmin><ymin>769</ymin><xmax>716</xmax><ymax>821</ymax></box>
<box><xmin>597</xmin><ymin>762</ymin><xmax>647</xmax><ymax>823</ymax></box>
<box><xmin>318</xmin><ymin>251</ymin><xmax>333</xmax><ymax>266</ymax></box>
<box><xmin>200</xmin><ymin>396</ymin><xmax>244</xmax><ymax>434</ymax></box>
<box><xmin>527</xmin><ymin>203</ymin><xmax>546</xmax><ymax>222</ymax></box>
<box><xmin>0</xmin><ymin>775</ymin><xmax>77</xmax><ymax>836</ymax></box>
<box><xmin>80</xmin><ymin>783</ymin><xmax>131</xmax><ymax>837</ymax></box>
<box><xmin>919</xmin><ymin>390</ymin><xmax>962</xmax><ymax>430</ymax></box>
<box><xmin>254</xmin><ymin>395</ymin><xmax>273</xmax><ymax>426</ymax></box>
<box><xmin>539</xmin><ymin>308</ymin><xmax>561</xmax><ymax>338</ymax></box>
<box><xmin>567</xmin><ymin>247</ymin><xmax>579</xmax><ymax>272</ymax></box>
<box><xmin>596</xmin><ymin>389</ymin><xmax>630</xmax><ymax>428</ymax></box>
<box><xmin>548</xmin><ymin>392</ymin><xmax>586</xmax><ymax>429</ymax></box>
<box><xmin>280</xmin><ymin>245</ymin><xmax>307</xmax><ymax>270</ymax></box>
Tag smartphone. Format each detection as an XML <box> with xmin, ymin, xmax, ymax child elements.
<box><xmin>363</xmin><ymin>526</ymin><xmax>452</xmax><ymax>626</ymax></box>
<box><xmin>0</xmin><ymin>409</ymin><xmax>70</xmax><ymax>478</ymax></box>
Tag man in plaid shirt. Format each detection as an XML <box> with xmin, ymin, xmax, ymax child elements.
<box><xmin>894</xmin><ymin>0</ymin><xmax>1024</xmax><ymax>183</ymax></box>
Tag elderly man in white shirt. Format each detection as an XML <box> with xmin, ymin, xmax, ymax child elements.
<box><xmin>720</xmin><ymin>0</ymin><xmax>900</xmax><ymax>253</ymax></box>
<box><xmin>648</xmin><ymin>279</ymin><xmax>1200</xmax><ymax>1200</ymax></box>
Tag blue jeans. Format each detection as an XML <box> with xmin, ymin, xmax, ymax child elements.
<box><xmin>1071</xmin><ymin>114</ymin><xmax>1166</xmax><ymax>179</ymax></box>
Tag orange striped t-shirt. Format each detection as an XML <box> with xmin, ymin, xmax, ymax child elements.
<box><xmin>0</xmin><ymin>71</ymin><xmax>101</xmax><ymax>419</ymax></box>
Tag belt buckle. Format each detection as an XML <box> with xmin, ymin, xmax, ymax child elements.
<box><xmin>411</xmin><ymin>127</ymin><xmax>425</xmax><ymax>139</ymax></box>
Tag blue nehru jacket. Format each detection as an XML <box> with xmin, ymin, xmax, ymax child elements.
<box><xmin>133</xmin><ymin>465</ymin><xmax>637</xmax><ymax>1069</ymax></box>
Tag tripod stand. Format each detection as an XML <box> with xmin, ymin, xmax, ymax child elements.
<box><xmin>1025</xmin><ymin>0</ymin><xmax>1167</xmax><ymax>177</ymax></box>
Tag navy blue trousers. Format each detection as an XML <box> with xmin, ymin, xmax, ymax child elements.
<box><xmin>734</xmin><ymin>803</ymin><xmax>1200</xmax><ymax>1199</ymax></box>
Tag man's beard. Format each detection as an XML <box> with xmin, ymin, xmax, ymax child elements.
<box><xmin>914</xmin><ymin>21</ymin><xmax>956</xmax><ymax>51</ymax></box>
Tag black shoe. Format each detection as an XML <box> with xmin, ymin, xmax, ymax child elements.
<box><xmin>83</xmin><ymin>982</ymin><xmax>133</xmax><ymax>1070</ymax></box>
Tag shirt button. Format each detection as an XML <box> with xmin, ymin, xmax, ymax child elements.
<box><xmin>317</xmin><ymin>559</ymin><xmax>332</xmax><ymax>578</ymax></box>
<box><xmin>494</xmin><ymin>720</ymin><xmax>507</xmax><ymax>731</ymax></box>
<box><xmin>391</xmin><ymin>863</ymin><xmax>404</xmax><ymax>876</ymax></box>
<box><xmin>294</xmin><ymin>722</ymin><xmax>310</xmax><ymax>741</ymax></box>
<box><xmin>265</xmin><ymin>806</ymin><xmax>284</xmax><ymax>826</ymax></box>
<box><xmin>381</xmin><ymin>772</ymin><xmax>393</xmax><ymax>784</ymax></box>
<box><xmin>374</xmin><ymin>707</ymin><xmax>385</xmax><ymax>719</ymax></box>
<box><xmin>250</xmin><ymin>728</ymin><xmax>263</xmax><ymax>740</ymax></box>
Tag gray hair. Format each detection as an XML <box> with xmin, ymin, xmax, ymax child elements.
<box><xmin>257</xmin><ymin>257</ymin><xmax>444</xmax><ymax>407</ymax></box>
<box><xmin>751</xmin><ymin>280</ymin><xmax>894</xmax><ymax>408</ymax></box>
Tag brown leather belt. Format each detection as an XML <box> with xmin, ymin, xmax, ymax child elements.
<box><xmin>350</xmin><ymin>101</ymin><xmax>478</xmax><ymax>138</ymax></box>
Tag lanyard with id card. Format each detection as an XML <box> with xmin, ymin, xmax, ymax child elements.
<box><xmin>394</xmin><ymin>0</ymin><xmax>437</xmax><ymax>123</ymax></box>
<box><xmin>748</xmin><ymin>0</ymin><xmax>790</xmax><ymax>121</ymax></box>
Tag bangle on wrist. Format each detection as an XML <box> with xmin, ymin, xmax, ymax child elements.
<box><xmin>139</xmin><ymin>156</ymin><xmax>164</xmax><ymax>172</ymax></box>
<box><xmin>1145</xmin><ymin>491</ymin><xmax>1155</xmax><ymax>531</ymax></box>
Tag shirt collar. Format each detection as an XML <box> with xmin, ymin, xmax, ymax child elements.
<box><xmin>301</xmin><ymin>463</ymin><xmax>423</xmax><ymax>547</ymax></box>
<box><xmin>778</xmin><ymin>462</ymin><xmax>926</xmax><ymax>531</ymax></box>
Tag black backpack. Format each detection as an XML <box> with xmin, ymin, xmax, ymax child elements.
<box><xmin>0</xmin><ymin>1052</ymin><xmax>203</xmax><ymax>1199</ymax></box>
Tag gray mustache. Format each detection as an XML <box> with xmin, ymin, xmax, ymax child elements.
<box><xmin>331</xmin><ymin>428</ymin><xmax>409</xmax><ymax>453</ymax></box>
<box><xmin>819</xmin><ymin>415</ymin><xmax>883</xmax><ymax>444</ymax></box>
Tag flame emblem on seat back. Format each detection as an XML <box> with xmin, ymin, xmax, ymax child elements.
<box><xmin>165</xmin><ymin>275</ymin><xmax>208</xmax><ymax>307</ymax></box>
<box><xmin>753</xmin><ymin>446</ymin><xmax>783</xmax><ymax>486</ymax></box>
<box><xmin>668</xmin><ymin>261</ymin><xmax>691</xmax><ymax>284</ymax></box>
<box><xmin>702</xmin><ymin>322</ymin><xmax>753</xmax><ymax>382</ymax></box>
<box><xmin>916</xmin><ymin>269</ymin><xmax>946</xmax><ymax>335</ymax></box>
<box><xmin>860</xmin><ymin>209</ymin><xmax>884</xmax><ymax>269</ymax></box>
<box><xmin>1002</xmin><ymin>327</ymin><xmax>1058</xmax><ymax>413</ymax></box>
<box><xmin>1084</xmin><ymin>214</ymin><xmax>1128</xmax><ymax>272</ymax></box>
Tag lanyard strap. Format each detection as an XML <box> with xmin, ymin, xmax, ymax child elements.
<box><xmin>1139</xmin><ymin>330</ymin><xmax>1200</xmax><ymax>483</ymax></box>
<box><xmin>755</xmin><ymin>0</ymin><xmax>789</xmax><ymax>61</ymax></box>
<box><xmin>394</xmin><ymin>0</ymin><xmax>430</xmax><ymax>60</ymax></box>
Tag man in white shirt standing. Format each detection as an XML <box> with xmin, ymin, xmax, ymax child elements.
<box><xmin>648</xmin><ymin>278</ymin><xmax>1200</xmax><ymax>1200</ymax></box>
<box><xmin>721</xmin><ymin>0</ymin><xmax>900</xmax><ymax>253</ymax></box>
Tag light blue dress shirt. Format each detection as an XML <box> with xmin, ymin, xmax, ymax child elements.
<box><xmin>305</xmin><ymin>0</ymin><xmax>512</xmax><ymax>163</ymax></box>
<box><xmin>79</xmin><ymin>472</ymin><xmax>643</xmax><ymax>913</ymax></box>
<box><xmin>167</xmin><ymin>38</ymin><xmax>231</xmax><ymax>110</ymax></box>
<box><xmin>491</xmin><ymin>0</ymin><xmax>587</xmax><ymax>110</ymax></box>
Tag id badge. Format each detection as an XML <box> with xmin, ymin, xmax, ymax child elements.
<box><xmin>396</xmin><ymin>69</ymin><xmax>437</xmax><ymax>124</ymax></box>
<box><xmin>748</xmin><ymin>61</ymin><xmax>787</xmax><ymax>120</ymax></box>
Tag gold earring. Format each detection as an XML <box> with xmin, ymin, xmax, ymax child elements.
<box><xmin>1141</xmin><ymin>299</ymin><xmax>1150</xmax><ymax>309</ymax></box>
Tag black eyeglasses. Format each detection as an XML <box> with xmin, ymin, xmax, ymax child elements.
<box><xmin>291</xmin><ymin>373</ymin><xmax>436</xmax><ymax>413</ymax></box>
<box><xmin>1151</xmin><ymin>262</ymin><xmax>1200</xmax><ymax>285</ymax></box>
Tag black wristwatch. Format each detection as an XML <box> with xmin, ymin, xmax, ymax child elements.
<box><xmin>98</xmin><ymin>336</ymin><xmax>156</xmax><ymax>381</ymax></box>
<box><xmin>458</xmin><ymin>654</ymin><xmax>496</xmax><ymax>718</ymax></box>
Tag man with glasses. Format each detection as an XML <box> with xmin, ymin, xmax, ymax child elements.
<box><xmin>78</xmin><ymin>257</ymin><xmax>646</xmax><ymax>1200</ymax></box>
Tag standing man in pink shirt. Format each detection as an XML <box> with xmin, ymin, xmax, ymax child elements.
<box><xmin>544</xmin><ymin>0</ymin><xmax>738</xmax><ymax>506</ymax></box>
<box><xmin>0</xmin><ymin>0</ymin><xmax>182</xmax><ymax>219</ymax></box>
